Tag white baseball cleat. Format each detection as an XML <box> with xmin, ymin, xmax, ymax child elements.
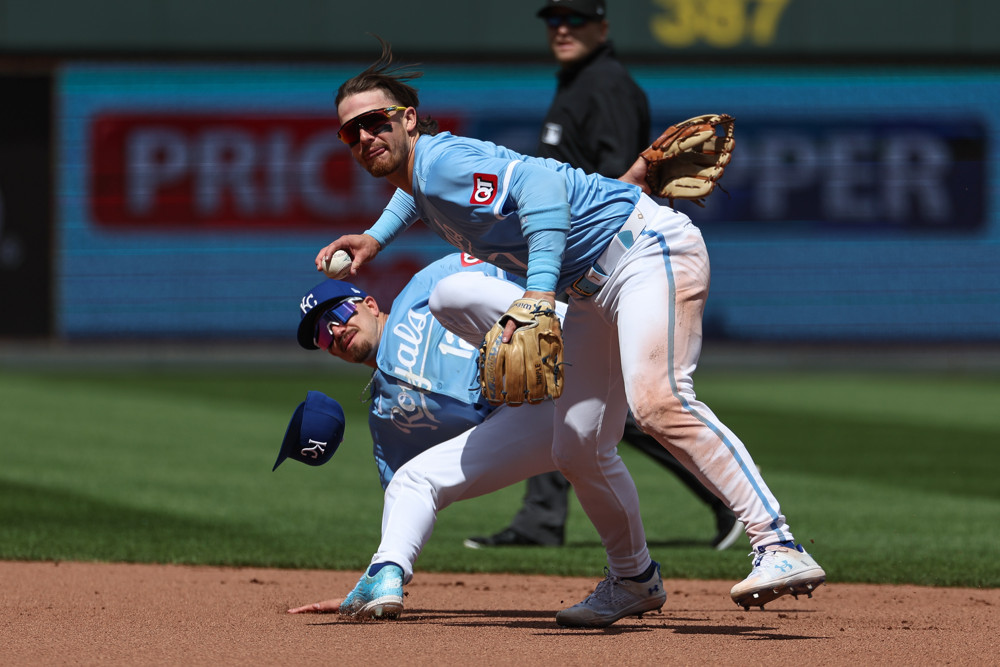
<box><xmin>731</xmin><ymin>543</ymin><xmax>826</xmax><ymax>610</ymax></box>
<box><xmin>556</xmin><ymin>562</ymin><xmax>667</xmax><ymax>628</ymax></box>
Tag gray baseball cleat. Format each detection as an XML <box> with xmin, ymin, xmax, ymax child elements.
<box><xmin>730</xmin><ymin>543</ymin><xmax>826</xmax><ymax>610</ymax></box>
<box><xmin>556</xmin><ymin>562</ymin><xmax>666</xmax><ymax>628</ymax></box>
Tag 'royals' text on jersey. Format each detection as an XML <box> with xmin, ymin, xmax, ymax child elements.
<box><xmin>367</xmin><ymin>253</ymin><xmax>516</xmax><ymax>489</ymax></box>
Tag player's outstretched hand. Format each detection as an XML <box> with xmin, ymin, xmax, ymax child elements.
<box><xmin>618</xmin><ymin>156</ymin><xmax>653</xmax><ymax>195</ymax></box>
<box><xmin>314</xmin><ymin>234</ymin><xmax>381</xmax><ymax>277</ymax></box>
<box><xmin>287</xmin><ymin>598</ymin><xmax>342</xmax><ymax>614</ymax></box>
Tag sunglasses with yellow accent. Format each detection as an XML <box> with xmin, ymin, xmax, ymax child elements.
<box><xmin>337</xmin><ymin>106</ymin><xmax>407</xmax><ymax>146</ymax></box>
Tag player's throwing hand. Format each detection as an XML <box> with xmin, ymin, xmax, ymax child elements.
<box><xmin>314</xmin><ymin>233</ymin><xmax>381</xmax><ymax>277</ymax></box>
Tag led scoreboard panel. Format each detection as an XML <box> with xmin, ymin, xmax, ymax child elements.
<box><xmin>58</xmin><ymin>64</ymin><xmax>1000</xmax><ymax>341</ymax></box>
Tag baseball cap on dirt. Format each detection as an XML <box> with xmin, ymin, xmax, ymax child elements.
<box><xmin>537</xmin><ymin>0</ymin><xmax>606</xmax><ymax>19</ymax></box>
<box><xmin>296</xmin><ymin>279</ymin><xmax>368</xmax><ymax>350</ymax></box>
<box><xmin>272</xmin><ymin>391</ymin><xmax>346</xmax><ymax>471</ymax></box>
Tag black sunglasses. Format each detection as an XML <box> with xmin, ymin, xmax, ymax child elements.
<box><xmin>543</xmin><ymin>14</ymin><xmax>592</xmax><ymax>29</ymax></box>
<box><xmin>337</xmin><ymin>106</ymin><xmax>407</xmax><ymax>146</ymax></box>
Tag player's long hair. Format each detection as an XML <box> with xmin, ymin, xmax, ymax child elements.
<box><xmin>336</xmin><ymin>35</ymin><xmax>439</xmax><ymax>136</ymax></box>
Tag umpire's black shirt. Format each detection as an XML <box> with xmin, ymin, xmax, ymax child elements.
<box><xmin>537</xmin><ymin>41</ymin><xmax>651</xmax><ymax>178</ymax></box>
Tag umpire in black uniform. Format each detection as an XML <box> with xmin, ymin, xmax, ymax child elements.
<box><xmin>464</xmin><ymin>0</ymin><xmax>741</xmax><ymax>552</ymax></box>
<box><xmin>536</xmin><ymin>0</ymin><xmax>649</xmax><ymax>174</ymax></box>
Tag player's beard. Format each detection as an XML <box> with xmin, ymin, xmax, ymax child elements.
<box><xmin>340</xmin><ymin>328</ymin><xmax>374</xmax><ymax>364</ymax></box>
<box><xmin>366</xmin><ymin>156</ymin><xmax>398</xmax><ymax>178</ymax></box>
<box><xmin>364</xmin><ymin>137</ymin><xmax>407</xmax><ymax>178</ymax></box>
<box><xmin>328</xmin><ymin>325</ymin><xmax>374</xmax><ymax>364</ymax></box>
<box><xmin>344</xmin><ymin>339</ymin><xmax>373</xmax><ymax>364</ymax></box>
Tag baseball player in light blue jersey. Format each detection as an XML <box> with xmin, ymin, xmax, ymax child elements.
<box><xmin>321</xmin><ymin>254</ymin><xmax>497</xmax><ymax>492</ymax></box>
<box><xmin>283</xmin><ymin>253</ymin><xmax>562</xmax><ymax>619</ymax></box>
<box><xmin>316</xmin><ymin>39</ymin><xmax>826</xmax><ymax>626</ymax></box>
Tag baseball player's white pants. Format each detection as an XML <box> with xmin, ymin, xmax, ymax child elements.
<box><xmin>563</xmin><ymin>195</ymin><xmax>794</xmax><ymax>568</ymax></box>
<box><xmin>369</xmin><ymin>287</ymin><xmax>570</xmax><ymax>584</ymax></box>
<box><xmin>433</xmin><ymin>194</ymin><xmax>796</xmax><ymax>579</ymax></box>
<box><xmin>430</xmin><ymin>272</ymin><xmax>654</xmax><ymax>578</ymax></box>
<box><xmin>371</xmin><ymin>388</ymin><xmax>558</xmax><ymax>584</ymax></box>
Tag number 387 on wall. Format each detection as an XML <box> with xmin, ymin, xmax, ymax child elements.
<box><xmin>652</xmin><ymin>0</ymin><xmax>792</xmax><ymax>48</ymax></box>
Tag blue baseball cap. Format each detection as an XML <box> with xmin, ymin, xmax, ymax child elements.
<box><xmin>297</xmin><ymin>279</ymin><xmax>368</xmax><ymax>350</ymax></box>
<box><xmin>272</xmin><ymin>391</ymin><xmax>346</xmax><ymax>471</ymax></box>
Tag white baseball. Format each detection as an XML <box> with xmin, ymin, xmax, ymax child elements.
<box><xmin>322</xmin><ymin>250</ymin><xmax>353</xmax><ymax>280</ymax></box>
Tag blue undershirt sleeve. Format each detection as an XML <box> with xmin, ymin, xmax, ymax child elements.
<box><xmin>526</xmin><ymin>230</ymin><xmax>566</xmax><ymax>292</ymax></box>
<box><xmin>365</xmin><ymin>189</ymin><xmax>419</xmax><ymax>248</ymax></box>
<box><xmin>509</xmin><ymin>164</ymin><xmax>570</xmax><ymax>293</ymax></box>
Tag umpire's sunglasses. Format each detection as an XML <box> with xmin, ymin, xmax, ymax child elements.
<box><xmin>337</xmin><ymin>106</ymin><xmax>407</xmax><ymax>146</ymax></box>
<box><xmin>314</xmin><ymin>298</ymin><xmax>363</xmax><ymax>350</ymax></box>
<box><xmin>542</xmin><ymin>14</ymin><xmax>592</xmax><ymax>29</ymax></box>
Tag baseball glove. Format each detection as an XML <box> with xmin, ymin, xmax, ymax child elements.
<box><xmin>641</xmin><ymin>113</ymin><xmax>735</xmax><ymax>207</ymax></box>
<box><xmin>479</xmin><ymin>298</ymin><xmax>563</xmax><ymax>406</ymax></box>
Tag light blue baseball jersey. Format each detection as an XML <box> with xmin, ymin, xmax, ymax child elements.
<box><xmin>366</xmin><ymin>132</ymin><xmax>642</xmax><ymax>294</ymax></box>
<box><xmin>368</xmin><ymin>253</ymin><xmax>520</xmax><ymax>489</ymax></box>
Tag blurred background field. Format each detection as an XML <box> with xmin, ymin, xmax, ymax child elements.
<box><xmin>1</xmin><ymin>1</ymin><xmax>999</xmax><ymax>590</ymax></box>
<box><xmin>2</xmin><ymin>344</ymin><xmax>998</xmax><ymax>588</ymax></box>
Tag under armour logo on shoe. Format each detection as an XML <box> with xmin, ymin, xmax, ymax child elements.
<box><xmin>648</xmin><ymin>584</ymin><xmax>661</xmax><ymax>595</ymax></box>
<box><xmin>774</xmin><ymin>559</ymin><xmax>794</xmax><ymax>573</ymax></box>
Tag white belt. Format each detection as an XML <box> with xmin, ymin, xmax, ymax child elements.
<box><xmin>570</xmin><ymin>195</ymin><xmax>657</xmax><ymax>298</ymax></box>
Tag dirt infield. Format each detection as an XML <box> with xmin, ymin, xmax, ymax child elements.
<box><xmin>3</xmin><ymin>561</ymin><xmax>996</xmax><ymax>665</ymax></box>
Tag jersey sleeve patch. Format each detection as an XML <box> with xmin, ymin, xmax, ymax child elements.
<box><xmin>470</xmin><ymin>173</ymin><xmax>498</xmax><ymax>205</ymax></box>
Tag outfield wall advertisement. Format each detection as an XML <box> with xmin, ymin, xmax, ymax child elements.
<box><xmin>58</xmin><ymin>64</ymin><xmax>1000</xmax><ymax>341</ymax></box>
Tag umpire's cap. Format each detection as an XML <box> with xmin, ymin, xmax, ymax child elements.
<box><xmin>272</xmin><ymin>391</ymin><xmax>346</xmax><ymax>471</ymax></box>
<box><xmin>297</xmin><ymin>279</ymin><xmax>368</xmax><ymax>350</ymax></box>
<box><xmin>537</xmin><ymin>0</ymin><xmax>606</xmax><ymax>19</ymax></box>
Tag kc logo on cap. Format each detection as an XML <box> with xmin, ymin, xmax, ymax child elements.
<box><xmin>300</xmin><ymin>439</ymin><xmax>327</xmax><ymax>459</ymax></box>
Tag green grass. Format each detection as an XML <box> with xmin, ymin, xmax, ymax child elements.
<box><xmin>1</xmin><ymin>364</ymin><xmax>998</xmax><ymax>588</ymax></box>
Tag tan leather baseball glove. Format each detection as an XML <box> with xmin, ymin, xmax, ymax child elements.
<box><xmin>641</xmin><ymin>113</ymin><xmax>735</xmax><ymax>206</ymax></box>
<box><xmin>479</xmin><ymin>298</ymin><xmax>563</xmax><ymax>406</ymax></box>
